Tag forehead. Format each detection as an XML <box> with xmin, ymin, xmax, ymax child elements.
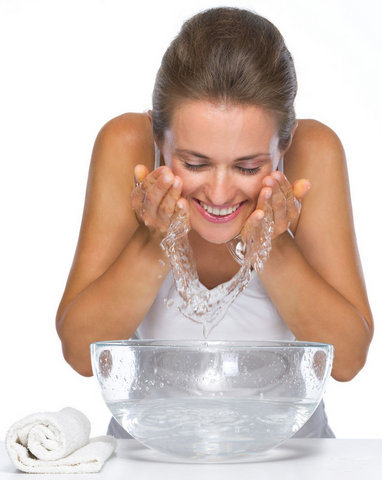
<box><xmin>164</xmin><ymin>100</ymin><xmax>280</xmax><ymax>157</ymax></box>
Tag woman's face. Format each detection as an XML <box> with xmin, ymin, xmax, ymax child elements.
<box><xmin>162</xmin><ymin>100</ymin><xmax>283</xmax><ymax>244</ymax></box>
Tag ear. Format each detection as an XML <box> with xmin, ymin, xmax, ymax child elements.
<box><xmin>281</xmin><ymin>121</ymin><xmax>299</xmax><ymax>156</ymax></box>
<box><xmin>147</xmin><ymin>109</ymin><xmax>153</xmax><ymax>125</ymax></box>
<box><xmin>290</xmin><ymin>120</ymin><xmax>298</xmax><ymax>138</ymax></box>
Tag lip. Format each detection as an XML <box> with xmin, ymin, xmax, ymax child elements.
<box><xmin>192</xmin><ymin>198</ymin><xmax>247</xmax><ymax>224</ymax></box>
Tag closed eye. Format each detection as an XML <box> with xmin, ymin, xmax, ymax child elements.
<box><xmin>236</xmin><ymin>166</ymin><xmax>261</xmax><ymax>175</ymax></box>
<box><xmin>183</xmin><ymin>163</ymin><xmax>207</xmax><ymax>171</ymax></box>
<box><xmin>183</xmin><ymin>162</ymin><xmax>262</xmax><ymax>175</ymax></box>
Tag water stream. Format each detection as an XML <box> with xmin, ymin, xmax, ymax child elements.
<box><xmin>160</xmin><ymin>209</ymin><xmax>274</xmax><ymax>337</ymax></box>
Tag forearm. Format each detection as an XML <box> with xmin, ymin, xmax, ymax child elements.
<box><xmin>258</xmin><ymin>232</ymin><xmax>373</xmax><ymax>382</ymax></box>
<box><xmin>57</xmin><ymin>224</ymin><xmax>170</xmax><ymax>376</ymax></box>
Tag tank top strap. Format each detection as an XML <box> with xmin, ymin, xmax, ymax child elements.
<box><xmin>143</xmin><ymin>110</ymin><xmax>161</xmax><ymax>170</ymax></box>
<box><xmin>276</xmin><ymin>156</ymin><xmax>294</xmax><ymax>238</ymax></box>
<box><xmin>277</xmin><ymin>157</ymin><xmax>284</xmax><ymax>174</ymax></box>
<box><xmin>154</xmin><ymin>142</ymin><xmax>161</xmax><ymax>170</ymax></box>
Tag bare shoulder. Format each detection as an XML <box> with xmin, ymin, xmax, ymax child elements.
<box><xmin>284</xmin><ymin>119</ymin><xmax>346</xmax><ymax>183</ymax></box>
<box><xmin>93</xmin><ymin>112</ymin><xmax>155</xmax><ymax>175</ymax></box>
<box><xmin>285</xmin><ymin>119</ymin><xmax>351</xmax><ymax>239</ymax></box>
<box><xmin>84</xmin><ymin>111</ymin><xmax>155</xmax><ymax>238</ymax></box>
<box><xmin>292</xmin><ymin>119</ymin><xmax>343</xmax><ymax>151</ymax></box>
<box><xmin>98</xmin><ymin>112</ymin><xmax>152</xmax><ymax>145</ymax></box>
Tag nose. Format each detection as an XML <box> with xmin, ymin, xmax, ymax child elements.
<box><xmin>204</xmin><ymin>170</ymin><xmax>236</xmax><ymax>205</ymax></box>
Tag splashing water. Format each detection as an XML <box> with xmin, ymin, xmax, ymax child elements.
<box><xmin>131</xmin><ymin>180</ymin><xmax>274</xmax><ymax>337</ymax></box>
<box><xmin>160</xmin><ymin>210</ymin><xmax>274</xmax><ymax>338</ymax></box>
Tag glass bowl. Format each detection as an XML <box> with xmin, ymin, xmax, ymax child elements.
<box><xmin>91</xmin><ymin>340</ymin><xmax>333</xmax><ymax>462</ymax></box>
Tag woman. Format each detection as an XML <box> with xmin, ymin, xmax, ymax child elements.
<box><xmin>56</xmin><ymin>8</ymin><xmax>373</xmax><ymax>438</ymax></box>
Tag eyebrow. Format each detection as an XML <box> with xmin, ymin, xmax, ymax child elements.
<box><xmin>174</xmin><ymin>149</ymin><xmax>271</xmax><ymax>162</ymax></box>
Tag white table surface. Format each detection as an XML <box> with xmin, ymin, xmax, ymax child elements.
<box><xmin>1</xmin><ymin>439</ymin><xmax>381</xmax><ymax>480</ymax></box>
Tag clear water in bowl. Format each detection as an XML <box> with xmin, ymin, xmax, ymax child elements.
<box><xmin>92</xmin><ymin>340</ymin><xmax>334</xmax><ymax>462</ymax></box>
<box><xmin>108</xmin><ymin>397</ymin><xmax>317</xmax><ymax>461</ymax></box>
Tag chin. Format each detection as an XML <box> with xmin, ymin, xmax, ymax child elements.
<box><xmin>191</xmin><ymin>223</ymin><xmax>241</xmax><ymax>245</ymax></box>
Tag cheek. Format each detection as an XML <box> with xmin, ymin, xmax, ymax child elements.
<box><xmin>241</xmin><ymin>176</ymin><xmax>266</xmax><ymax>201</ymax></box>
<box><xmin>245</xmin><ymin>166</ymin><xmax>276</xmax><ymax>199</ymax></box>
<box><xmin>171</xmin><ymin>168</ymin><xmax>200</xmax><ymax>197</ymax></box>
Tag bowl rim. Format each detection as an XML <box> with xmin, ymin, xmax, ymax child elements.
<box><xmin>90</xmin><ymin>339</ymin><xmax>333</xmax><ymax>350</ymax></box>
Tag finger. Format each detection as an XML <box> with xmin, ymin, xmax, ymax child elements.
<box><xmin>292</xmin><ymin>178</ymin><xmax>311</xmax><ymax>200</ymax></box>
<box><xmin>262</xmin><ymin>175</ymin><xmax>290</xmax><ymax>233</ymax></box>
<box><xmin>156</xmin><ymin>176</ymin><xmax>183</xmax><ymax>226</ymax></box>
<box><xmin>133</xmin><ymin>164</ymin><xmax>150</xmax><ymax>186</ymax></box>
<box><xmin>130</xmin><ymin>166</ymin><xmax>149</xmax><ymax>213</ymax></box>
<box><xmin>143</xmin><ymin>170</ymin><xmax>176</xmax><ymax>219</ymax></box>
<box><xmin>175</xmin><ymin>196</ymin><xmax>189</xmax><ymax>216</ymax></box>
<box><xmin>270</xmin><ymin>172</ymin><xmax>301</xmax><ymax>224</ymax></box>
<box><xmin>175</xmin><ymin>197</ymin><xmax>190</xmax><ymax>219</ymax></box>
<box><xmin>139</xmin><ymin>165</ymin><xmax>172</xmax><ymax>192</ymax></box>
<box><xmin>240</xmin><ymin>209</ymin><xmax>265</xmax><ymax>240</ymax></box>
<box><xmin>239</xmin><ymin>209</ymin><xmax>268</xmax><ymax>261</ymax></box>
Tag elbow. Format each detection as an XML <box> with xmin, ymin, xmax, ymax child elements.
<box><xmin>331</xmin><ymin>352</ymin><xmax>369</xmax><ymax>383</ymax></box>
<box><xmin>61</xmin><ymin>343</ymin><xmax>94</xmax><ymax>377</ymax></box>
<box><xmin>57</xmin><ymin>314</ymin><xmax>94</xmax><ymax>378</ymax></box>
<box><xmin>332</xmin><ymin>313</ymin><xmax>374</xmax><ymax>383</ymax></box>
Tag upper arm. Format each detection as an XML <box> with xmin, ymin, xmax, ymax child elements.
<box><xmin>286</xmin><ymin>120</ymin><xmax>373</xmax><ymax>331</ymax></box>
<box><xmin>56</xmin><ymin>113</ymin><xmax>155</xmax><ymax>322</ymax></box>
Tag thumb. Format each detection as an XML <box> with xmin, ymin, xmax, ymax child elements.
<box><xmin>292</xmin><ymin>179</ymin><xmax>311</xmax><ymax>201</ymax></box>
<box><xmin>174</xmin><ymin>197</ymin><xmax>190</xmax><ymax>219</ymax></box>
<box><xmin>134</xmin><ymin>164</ymin><xmax>150</xmax><ymax>185</ymax></box>
<box><xmin>240</xmin><ymin>209</ymin><xmax>265</xmax><ymax>241</ymax></box>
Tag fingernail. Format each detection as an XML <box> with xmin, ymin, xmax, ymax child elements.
<box><xmin>173</xmin><ymin>178</ymin><xmax>180</xmax><ymax>188</ymax></box>
<box><xmin>264</xmin><ymin>189</ymin><xmax>272</xmax><ymax>199</ymax></box>
<box><xmin>163</xmin><ymin>173</ymin><xmax>173</xmax><ymax>184</ymax></box>
<box><xmin>177</xmin><ymin>200</ymin><xmax>184</xmax><ymax>209</ymax></box>
<box><xmin>255</xmin><ymin>210</ymin><xmax>264</xmax><ymax>220</ymax></box>
<box><xmin>273</xmin><ymin>171</ymin><xmax>283</xmax><ymax>182</ymax></box>
<box><xmin>264</xmin><ymin>178</ymin><xmax>274</xmax><ymax>187</ymax></box>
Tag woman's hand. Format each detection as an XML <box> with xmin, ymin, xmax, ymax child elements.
<box><xmin>243</xmin><ymin>171</ymin><xmax>311</xmax><ymax>249</ymax></box>
<box><xmin>130</xmin><ymin>164</ymin><xmax>189</xmax><ymax>240</ymax></box>
<box><xmin>258</xmin><ymin>171</ymin><xmax>311</xmax><ymax>243</ymax></box>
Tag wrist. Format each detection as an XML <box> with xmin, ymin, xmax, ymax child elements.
<box><xmin>135</xmin><ymin>224</ymin><xmax>169</xmax><ymax>261</ymax></box>
<box><xmin>271</xmin><ymin>229</ymin><xmax>293</xmax><ymax>251</ymax></box>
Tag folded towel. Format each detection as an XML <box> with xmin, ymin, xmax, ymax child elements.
<box><xmin>5</xmin><ymin>407</ymin><xmax>117</xmax><ymax>473</ymax></box>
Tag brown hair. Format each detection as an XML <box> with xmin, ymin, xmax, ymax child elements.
<box><xmin>152</xmin><ymin>7</ymin><xmax>297</xmax><ymax>151</ymax></box>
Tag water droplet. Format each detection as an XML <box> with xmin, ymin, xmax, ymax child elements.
<box><xmin>158</xmin><ymin>275</ymin><xmax>162</xmax><ymax>279</ymax></box>
<box><xmin>159</xmin><ymin>259</ymin><xmax>165</xmax><ymax>267</ymax></box>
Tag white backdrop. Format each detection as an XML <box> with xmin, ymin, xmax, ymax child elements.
<box><xmin>1</xmin><ymin>0</ymin><xmax>381</xmax><ymax>440</ymax></box>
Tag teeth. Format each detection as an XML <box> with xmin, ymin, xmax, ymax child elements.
<box><xmin>199</xmin><ymin>201</ymin><xmax>240</xmax><ymax>216</ymax></box>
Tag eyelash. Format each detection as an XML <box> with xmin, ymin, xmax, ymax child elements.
<box><xmin>183</xmin><ymin>163</ymin><xmax>261</xmax><ymax>175</ymax></box>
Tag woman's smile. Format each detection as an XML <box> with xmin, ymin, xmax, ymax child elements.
<box><xmin>193</xmin><ymin>198</ymin><xmax>247</xmax><ymax>223</ymax></box>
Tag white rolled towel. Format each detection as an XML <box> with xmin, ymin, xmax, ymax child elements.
<box><xmin>5</xmin><ymin>407</ymin><xmax>117</xmax><ymax>473</ymax></box>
